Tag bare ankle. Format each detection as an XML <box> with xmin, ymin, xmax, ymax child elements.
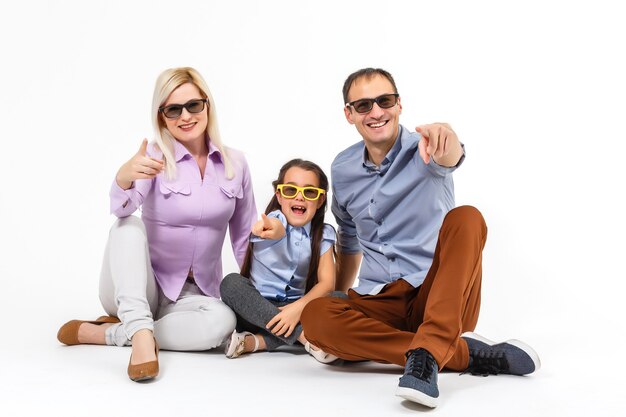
<box><xmin>130</xmin><ymin>329</ymin><xmax>156</xmax><ymax>364</ymax></box>
<box><xmin>131</xmin><ymin>329</ymin><xmax>155</xmax><ymax>351</ymax></box>
<box><xmin>131</xmin><ymin>329</ymin><xmax>154</xmax><ymax>342</ymax></box>
<box><xmin>244</xmin><ymin>334</ymin><xmax>265</xmax><ymax>352</ymax></box>
<box><xmin>77</xmin><ymin>322</ymin><xmax>111</xmax><ymax>345</ymax></box>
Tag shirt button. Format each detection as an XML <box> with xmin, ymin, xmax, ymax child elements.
<box><xmin>370</xmin><ymin>199</ymin><xmax>374</xmax><ymax>203</ymax></box>
<box><xmin>295</xmin><ymin>242</ymin><xmax>300</xmax><ymax>246</ymax></box>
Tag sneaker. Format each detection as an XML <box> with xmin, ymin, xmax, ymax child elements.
<box><xmin>224</xmin><ymin>331</ymin><xmax>258</xmax><ymax>359</ymax></box>
<box><xmin>304</xmin><ymin>341</ymin><xmax>339</xmax><ymax>364</ymax></box>
<box><xmin>462</xmin><ymin>332</ymin><xmax>541</xmax><ymax>376</ymax></box>
<box><xmin>395</xmin><ymin>348</ymin><xmax>439</xmax><ymax>408</ymax></box>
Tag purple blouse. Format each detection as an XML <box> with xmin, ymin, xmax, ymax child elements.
<box><xmin>110</xmin><ymin>139</ymin><xmax>257</xmax><ymax>301</ymax></box>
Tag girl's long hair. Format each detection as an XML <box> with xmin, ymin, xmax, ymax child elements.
<box><xmin>240</xmin><ymin>159</ymin><xmax>333</xmax><ymax>294</ymax></box>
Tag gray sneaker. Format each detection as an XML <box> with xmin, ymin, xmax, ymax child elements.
<box><xmin>395</xmin><ymin>348</ymin><xmax>439</xmax><ymax>408</ymax></box>
<box><xmin>462</xmin><ymin>332</ymin><xmax>541</xmax><ymax>376</ymax></box>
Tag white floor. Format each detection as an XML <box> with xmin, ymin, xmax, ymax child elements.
<box><xmin>2</xmin><ymin>2</ymin><xmax>625</xmax><ymax>415</ymax></box>
<box><xmin>2</xmin><ymin>312</ymin><xmax>624</xmax><ymax>417</ymax></box>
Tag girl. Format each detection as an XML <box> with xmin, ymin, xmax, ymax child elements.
<box><xmin>220</xmin><ymin>158</ymin><xmax>337</xmax><ymax>363</ymax></box>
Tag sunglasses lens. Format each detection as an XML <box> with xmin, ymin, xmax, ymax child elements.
<box><xmin>353</xmin><ymin>99</ymin><xmax>373</xmax><ymax>114</ymax></box>
<box><xmin>303</xmin><ymin>188</ymin><xmax>319</xmax><ymax>200</ymax></box>
<box><xmin>377</xmin><ymin>94</ymin><xmax>397</xmax><ymax>109</ymax></box>
<box><xmin>186</xmin><ymin>99</ymin><xmax>205</xmax><ymax>114</ymax></box>
<box><xmin>161</xmin><ymin>100</ymin><xmax>206</xmax><ymax>118</ymax></box>
<box><xmin>163</xmin><ymin>105</ymin><xmax>183</xmax><ymax>118</ymax></box>
<box><xmin>281</xmin><ymin>186</ymin><xmax>298</xmax><ymax>197</ymax></box>
<box><xmin>350</xmin><ymin>94</ymin><xmax>398</xmax><ymax>113</ymax></box>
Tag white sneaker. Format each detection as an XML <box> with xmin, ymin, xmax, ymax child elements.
<box><xmin>224</xmin><ymin>331</ymin><xmax>259</xmax><ymax>358</ymax></box>
<box><xmin>304</xmin><ymin>341</ymin><xmax>339</xmax><ymax>364</ymax></box>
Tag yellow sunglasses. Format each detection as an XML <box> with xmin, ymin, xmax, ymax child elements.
<box><xmin>276</xmin><ymin>184</ymin><xmax>325</xmax><ymax>201</ymax></box>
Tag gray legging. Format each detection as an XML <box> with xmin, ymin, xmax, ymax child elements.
<box><xmin>220</xmin><ymin>273</ymin><xmax>304</xmax><ymax>351</ymax></box>
<box><xmin>99</xmin><ymin>216</ymin><xmax>236</xmax><ymax>351</ymax></box>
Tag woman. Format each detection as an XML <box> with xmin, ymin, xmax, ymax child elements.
<box><xmin>57</xmin><ymin>67</ymin><xmax>257</xmax><ymax>381</ymax></box>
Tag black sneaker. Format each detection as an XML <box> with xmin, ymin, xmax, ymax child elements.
<box><xmin>462</xmin><ymin>332</ymin><xmax>541</xmax><ymax>376</ymax></box>
<box><xmin>395</xmin><ymin>348</ymin><xmax>439</xmax><ymax>408</ymax></box>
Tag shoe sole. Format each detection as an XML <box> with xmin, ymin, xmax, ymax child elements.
<box><xmin>224</xmin><ymin>335</ymin><xmax>241</xmax><ymax>358</ymax></box>
<box><xmin>304</xmin><ymin>342</ymin><xmax>339</xmax><ymax>364</ymax></box>
<box><xmin>395</xmin><ymin>386</ymin><xmax>439</xmax><ymax>408</ymax></box>
<box><xmin>129</xmin><ymin>373</ymin><xmax>158</xmax><ymax>382</ymax></box>
<box><xmin>310</xmin><ymin>352</ymin><xmax>340</xmax><ymax>364</ymax></box>
<box><xmin>461</xmin><ymin>332</ymin><xmax>542</xmax><ymax>373</ymax></box>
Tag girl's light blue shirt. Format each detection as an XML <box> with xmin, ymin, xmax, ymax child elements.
<box><xmin>249</xmin><ymin>210</ymin><xmax>336</xmax><ymax>301</ymax></box>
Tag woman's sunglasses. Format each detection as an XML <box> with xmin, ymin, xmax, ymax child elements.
<box><xmin>276</xmin><ymin>184</ymin><xmax>325</xmax><ymax>201</ymax></box>
<box><xmin>345</xmin><ymin>93</ymin><xmax>399</xmax><ymax>114</ymax></box>
<box><xmin>159</xmin><ymin>98</ymin><xmax>208</xmax><ymax>119</ymax></box>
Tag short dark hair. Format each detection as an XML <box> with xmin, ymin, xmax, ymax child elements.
<box><xmin>342</xmin><ymin>68</ymin><xmax>398</xmax><ymax>104</ymax></box>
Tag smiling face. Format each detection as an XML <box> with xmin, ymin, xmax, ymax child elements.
<box><xmin>276</xmin><ymin>166</ymin><xmax>324</xmax><ymax>228</ymax></box>
<box><xmin>161</xmin><ymin>82</ymin><xmax>208</xmax><ymax>146</ymax></box>
<box><xmin>344</xmin><ymin>74</ymin><xmax>402</xmax><ymax>150</ymax></box>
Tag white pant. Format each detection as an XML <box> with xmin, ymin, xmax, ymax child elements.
<box><xmin>98</xmin><ymin>216</ymin><xmax>236</xmax><ymax>351</ymax></box>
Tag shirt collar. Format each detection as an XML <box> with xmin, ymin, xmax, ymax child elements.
<box><xmin>287</xmin><ymin>220</ymin><xmax>312</xmax><ymax>237</ymax></box>
<box><xmin>362</xmin><ymin>125</ymin><xmax>404</xmax><ymax>175</ymax></box>
<box><xmin>208</xmin><ymin>140</ymin><xmax>223</xmax><ymax>161</ymax></box>
<box><xmin>172</xmin><ymin>135</ymin><xmax>222</xmax><ymax>162</ymax></box>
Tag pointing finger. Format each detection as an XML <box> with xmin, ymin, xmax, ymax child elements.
<box><xmin>138</xmin><ymin>138</ymin><xmax>148</xmax><ymax>156</ymax></box>
<box><xmin>418</xmin><ymin>137</ymin><xmax>430</xmax><ymax>164</ymax></box>
<box><xmin>416</xmin><ymin>125</ymin><xmax>434</xmax><ymax>164</ymax></box>
<box><xmin>426</xmin><ymin>127</ymin><xmax>439</xmax><ymax>157</ymax></box>
<box><xmin>261</xmin><ymin>213</ymin><xmax>271</xmax><ymax>228</ymax></box>
<box><xmin>137</xmin><ymin>140</ymin><xmax>164</xmax><ymax>167</ymax></box>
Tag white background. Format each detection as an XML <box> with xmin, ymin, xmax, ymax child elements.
<box><xmin>0</xmin><ymin>1</ymin><xmax>624</xmax><ymax>415</ymax></box>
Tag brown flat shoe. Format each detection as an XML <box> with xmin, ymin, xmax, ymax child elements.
<box><xmin>128</xmin><ymin>339</ymin><xmax>159</xmax><ymax>382</ymax></box>
<box><xmin>57</xmin><ymin>315</ymin><xmax>120</xmax><ymax>346</ymax></box>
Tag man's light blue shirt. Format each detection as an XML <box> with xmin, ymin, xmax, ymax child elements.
<box><xmin>331</xmin><ymin>124</ymin><xmax>464</xmax><ymax>295</ymax></box>
<box><xmin>249</xmin><ymin>210</ymin><xmax>336</xmax><ymax>301</ymax></box>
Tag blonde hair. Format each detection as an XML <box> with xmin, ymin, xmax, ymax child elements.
<box><xmin>152</xmin><ymin>67</ymin><xmax>234</xmax><ymax>179</ymax></box>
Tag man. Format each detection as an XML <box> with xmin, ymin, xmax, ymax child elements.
<box><xmin>300</xmin><ymin>68</ymin><xmax>540</xmax><ymax>408</ymax></box>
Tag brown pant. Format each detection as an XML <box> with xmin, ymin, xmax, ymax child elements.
<box><xmin>301</xmin><ymin>205</ymin><xmax>487</xmax><ymax>371</ymax></box>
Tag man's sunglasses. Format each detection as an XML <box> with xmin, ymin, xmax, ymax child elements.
<box><xmin>159</xmin><ymin>98</ymin><xmax>208</xmax><ymax>119</ymax></box>
<box><xmin>345</xmin><ymin>93</ymin><xmax>399</xmax><ymax>114</ymax></box>
<box><xmin>276</xmin><ymin>184</ymin><xmax>325</xmax><ymax>201</ymax></box>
